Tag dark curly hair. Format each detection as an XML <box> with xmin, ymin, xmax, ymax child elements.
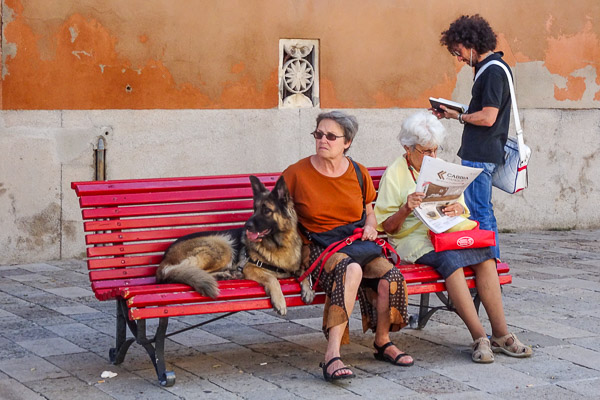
<box><xmin>440</xmin><ymin>14</ymin><xmax>497</xmax><ymax>54</ymax></box>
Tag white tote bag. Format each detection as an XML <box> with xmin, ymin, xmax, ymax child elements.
<box><xmin>474</xmin><ymin>61</ymin><xmax>531</xmax><ymax>194</ymax></box>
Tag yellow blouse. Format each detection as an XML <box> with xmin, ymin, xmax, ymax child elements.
<box><xmin>374</xmin><ymin>156</ymin><xmax>469</xmax><ymax>262</ymax></box>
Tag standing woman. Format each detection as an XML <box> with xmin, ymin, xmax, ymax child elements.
<box><xmin>283</xmin><ymin>111</ymin><xmax>413</xmax><ymax>382</ymax></box>
<box><xmin>433</xmin><ymin>14</ymin><xmax>511</xmax><ymax>260</ymax></box>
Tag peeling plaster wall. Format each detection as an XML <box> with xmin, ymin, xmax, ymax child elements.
<box><xmin>1</xmin><ymin>0</ymin><xmax>599</xmax><ymax>263</ymax></box>
<box><xmin>2</xmin><ymin>0</ymin><xmax>600</xmax><ymax>109</ymax></box>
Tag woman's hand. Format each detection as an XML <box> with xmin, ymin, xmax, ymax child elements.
<box><xmin>361</xmin><ymin>225</ymin><xmax>379</xmax><ymax>241</ymax></box>
<box><xmin>405</xmin><ymin>192</ymin><xmax>425</xmax><ymax>211</ymax></box>
<box><xmin>442</xmin><ymin>203</ymin><xmax>464</xmax><ymax>217</ymax></box>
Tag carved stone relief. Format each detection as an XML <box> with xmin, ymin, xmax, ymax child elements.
<box><xmin>278</xmin><ymin>39</ymin><xmax>319</xmax><ymax>108</ymax></box>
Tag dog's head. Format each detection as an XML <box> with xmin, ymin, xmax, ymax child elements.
<box><xmin>245</xmin><ymin>175</ymin><xmax>296</xmax><ymax>243</ymax></box>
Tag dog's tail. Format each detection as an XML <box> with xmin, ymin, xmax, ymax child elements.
<box><xmin>157</xmin><ymin>258</ymin><xmax>220</xmax><ymax>298</ymax></box>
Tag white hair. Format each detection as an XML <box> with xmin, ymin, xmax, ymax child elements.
<box><xmin>398</xmin><ymin>111</ymin><xmax>446</xmax><ymax>148</ymax></box>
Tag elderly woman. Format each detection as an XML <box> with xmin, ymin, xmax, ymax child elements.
<box><xmin>374</xmin><ymin>111</ymin><xmax>531</xmax><ymax>363</ymax></box>
<box><xmin>282</xmin><ymin>111</ymin><xmax>413</xmax><ymax>382</ymax></box>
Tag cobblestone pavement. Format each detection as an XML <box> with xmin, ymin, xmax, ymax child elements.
<box><xmin>0</xmin><ymin>230</ymin><xmax>599</xmax><ymax>399</ymax></box>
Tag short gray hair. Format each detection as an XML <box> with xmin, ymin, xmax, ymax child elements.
<box><xmin>398</xmin><ymin>111</ymin><xmax>446</xmax><ymax>148</ymax></box>
<box><xmin>316</xmin><ymin>111</ymin><xmax>359</xmax><ymax>153</ymax></box>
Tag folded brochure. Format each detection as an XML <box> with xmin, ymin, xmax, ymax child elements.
<box><xmin>414</xmin><ymin>157</ymin><xmax>482</xmax><ymax>233</ymax></box>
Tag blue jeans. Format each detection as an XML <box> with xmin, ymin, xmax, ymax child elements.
<box><xmin>461</xmin><ymin>160</ymin><xmax>500</xmax><ymax>259</ymax></box>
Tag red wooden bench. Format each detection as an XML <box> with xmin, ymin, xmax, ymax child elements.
<box><xmin>71</xmin><ymin>168</ymin><xmax>511</xmax><ymax>386</ymax></box>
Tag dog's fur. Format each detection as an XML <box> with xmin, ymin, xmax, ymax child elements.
<box><xmin>156</xmin><ymin>175</ymin><xmax>314</xmax><ymax>315</ymax></box>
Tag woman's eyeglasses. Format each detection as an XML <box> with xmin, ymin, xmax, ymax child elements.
<box><xmin>413</xmin><ymin>146</ymin><xmax>441</xmax><ymax>156</ymax></box>
<box><xmin>311</xmin><ymin>130</ymin><xmax>345</xmax><ymax>141</ymax></box>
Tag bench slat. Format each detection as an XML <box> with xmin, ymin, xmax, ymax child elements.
<box><xmin>92</xmin><ymin>276</ymin><xmax>157</xmax><ymax>292</ymax></box>
<box><xmin>83</xmin><ymin>213</ymin><xmax>250</xmax><ymax>232</ymax></box>
<box><xmin>79</xmin><ymin>188</ymin><xmax>255</xmax><ymax>207</ymax></box>
<box><xmin>129</xmin><ymin>294</ymin><xmax>328</xmax><ymax>320</ymax></box>
<box><xmin>402</xmin><ymin>263</ymin><xmax>509</xmax><ymax>282</ymax></box>
<box><xmin>128</xmin><ymin>282</ymin><xmax>308</xmax><ymax>307</ymax></box>
<box><xmin>126</xmin><ymin>272</ymin><xmax>512</xmax><ymax>309</ymax></box>
<box><xmin>85</xmin><ymin>227</ymin><xmax>239</xmax><ymax>245</ymax></box>
<box><xmin>77</xmin><ymin>175</ymin><xmax>385</xmax><ymax>208</ymax></box>
<box><xmin>90</xmin><ymin>266</ymin><xmax>158</xmax><ymax>281</ymax></box>
<box><xmin>71</xmin><ymin>168</ymin><xmax>386</xmax><ymax>196</ymax></box>
<box><xmin>72</xmin><ymin>174</ymin><xmax>281</xmax><ymax>196</ymax></box>
<box><xmin>81</xmin><ymin>199</ymin><xmax>255</xmax><ymax>220</ymax></box>
<box><xmin>127</xmin><ymin>274</ymin><xmax>504</xmax><ymax>321</ymax></box>
<box><xmin>121</xmin><ymin>279</ymin><xmax>295</xmax><ymax>299</ymax></box>
<box><xmin>87</xmin><ymin>242</ymin><xmax>168</xmax><ymax>257</ymax></box>
<box><xmin>126</xmin><ymin>274</ymin><xmax>511</xmax><ymax>321</ymax></box>
<box><xmin>88</xmin><ymin>255</ymin><xmax>163</xmax><ymax>270</ymax></box>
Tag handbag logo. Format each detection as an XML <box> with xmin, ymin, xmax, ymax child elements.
<box><xmin>457</xmin><ymin>236</ymin><xmax>474</xmax><ymax>247</ymax></box>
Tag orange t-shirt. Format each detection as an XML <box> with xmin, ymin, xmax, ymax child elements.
<box><xmin>282</xmin><ymin>157</ymin><xmax>376</xmax><ymax>239</ymax></box>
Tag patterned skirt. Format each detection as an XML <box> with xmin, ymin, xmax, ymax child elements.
<box><xmin>303</xmin><ymin>244</ymin><xmax>409</xmax><ymax>345</ymax></box>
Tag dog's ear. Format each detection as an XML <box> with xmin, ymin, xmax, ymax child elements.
<box><xmin>249</xmin><ymin>175</ymin><xmax>268</xmax><ymax>198</ymax></box>
<box><xmin>273</xmin><ymin>175</ymin><xmax>291</xmax><ymax>205</ymax></box>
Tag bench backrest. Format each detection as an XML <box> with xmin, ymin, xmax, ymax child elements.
<box><xmin>72</xmin><ymin>168</ymin><xmax>387</xmax><ymax>300</ymax></box>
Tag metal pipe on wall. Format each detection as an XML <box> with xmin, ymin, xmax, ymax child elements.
<box><xmin>95</xmin><ymin>136</ymin><xmax>106</xmax><ymax>181</ymax></box>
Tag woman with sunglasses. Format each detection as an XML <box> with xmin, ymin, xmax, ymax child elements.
<box><xmin>282</xmin><ymin>111</ymin><xmax>412</xmax><ymax>382</ymax></box>
<box><xmin>375</xmin><ymin>111</ymin><xmax>532</xmax><ymax>363</ymax></box>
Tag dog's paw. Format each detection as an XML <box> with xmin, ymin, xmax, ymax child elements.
<box><xmin>271</xmin><ymin>295</ymin><xmax>287</xmax><ymax>316</ymax></box>
<box><xmin>200</xmin><ymin>280</ymin><xmax>220</xmax><ymax>298</ymax></box>
<box><xmin>204</xmin><ymin>286</ymin><xmax>220</xmax><ymax>299</ymax></box>
<box><xmin>301</xmin><ymin>286</ymin><xmax>315</xmax><ymax>304</ymax></box>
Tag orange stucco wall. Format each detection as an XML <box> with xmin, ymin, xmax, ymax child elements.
<box><xmin>2</xmin><ymin>0</ymin><xmax>599</xmax><ymax>109</ymax></box>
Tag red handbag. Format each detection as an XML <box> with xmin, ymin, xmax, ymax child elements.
<box><xmin>429</xmin><ymin>222</ymin><xmax>496</xmax><ymax>252</ymax></box>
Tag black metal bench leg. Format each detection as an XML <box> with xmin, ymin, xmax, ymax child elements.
<box><xmin>108</xmin><ymin>300</ymin><xmax>175</xmax><ymax>386</ymax></box>
<box><xmin>471</xmin><ymin>288</ymin><xmax>481</xmax><ymax>315</ymax></box>
<box><xmin>411</xmin><ymin>292</ymin><xmax>453</xmax><ymax>329</ymax></box>
<box><xmin>135</xmin><ymin>318</ymin><xmax>176</xmax><ymax>387</ymax></box>
<box><xmin>415</xmin><ymin>293</ymin><xmax>435</xmax><ymax>329</ymax></box>
<box><xmin>110</xmin><ymin>299</ymin><xmax>135</xmax><ymax>364</ymax></box>
<box><xmin>154</xmin><ymin>318</ymin><xmax>175</xmax><ymax>387</ymax></box>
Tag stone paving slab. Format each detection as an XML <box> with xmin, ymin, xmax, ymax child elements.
<box><xmin>0</xmin><ymin>378</ymin><xmax>46</xmax><ymax>400</ymax></box>
<box><xmin>0</xmin><ymin>229</ymin><xmax>599</xmax><ymax>399</ymax></box>
<box><xmin>17</xmin><ymin>337</ymin><xmax>86</xmax><ymax>357</ymax></box>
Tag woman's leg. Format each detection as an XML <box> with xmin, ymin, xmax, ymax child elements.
<box><xmin>324</xmin><ymin>262</ymin><xmax>362</xmax><ymax>377</ymax></box>
<box><xmin>470</xmin><ymin>259</ymin><xmax>509</xmax><ymax>338</ymax></box>
<box><xmin>444</xmin><ymin>267</ymin><xmax>487</xmax><ymax>340</ymax></box>
<box><xmin>373</xmin><ymin>279</ymin><xmax>413</xmax><ymax>364</ymax></box>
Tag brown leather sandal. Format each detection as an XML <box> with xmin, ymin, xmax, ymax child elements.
<box><xmin>491</xmin><ymin>333</ymin><xmax>532</xmax><ymax>358</ymax></box>
<box><xmin>471</xmin><ymin>337</ymin><xmax>494</xmax><ymax>363</ymax></box>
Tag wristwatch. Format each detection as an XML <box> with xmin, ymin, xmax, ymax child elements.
<box><xmin>458</xmin><ymin>113</ymin><xmax>466</xmax><ymax>124</ymax></box>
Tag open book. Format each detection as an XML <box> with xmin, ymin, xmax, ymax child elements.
<box><xmin>429</xmin><ymin>97</ymin><xmax>468</xmax><ymax>113</ymax></box>
<box><xmin>414</xmin><ymin>157</ymin><xmax>482</xmax><ymax>233</ymax></box>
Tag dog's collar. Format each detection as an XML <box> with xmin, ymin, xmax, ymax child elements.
<box><xmin>242</xmin><ymin>251</ymin><xmax>288</xmax><ymax>275</ymax></box>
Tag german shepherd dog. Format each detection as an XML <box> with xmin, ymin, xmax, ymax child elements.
<box><xmin>156</xmin><ymin>175</ymin><xmax>314</xmax><ymax>315</ymax></box>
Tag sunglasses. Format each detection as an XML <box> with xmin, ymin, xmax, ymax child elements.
<box><xmin>451</xmin><ymin>50</ymin><xmax>461</xmax><ymax>57</ymax></box>
<box><xmin>311</xmin><ymin>130</ymin><xmax>345</xmax><ymax>141</ymax></box>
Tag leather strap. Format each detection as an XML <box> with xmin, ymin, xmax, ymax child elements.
<box><xmin>298</xmin><ymin>228</ymin><xmax>363</xmax><ymax>289</ymax></box>
<box><xmin>396</xmin><ymin>220</ymin><xmax>423</xmax><ymax>239</ymax></box>
<box><xmin>298</xmin><ymin>228</ymin><xmax>401</xmax><ymax>290</ymax></box>
<box><xmin>242</xmin><ymin>251</ymin><xmax>289</xmax><ymax>275</ymax></box>
<box><xmin>474</xmin><ymin>60</ymin><xmax>528</xmax><ymax>163</ymax></box>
